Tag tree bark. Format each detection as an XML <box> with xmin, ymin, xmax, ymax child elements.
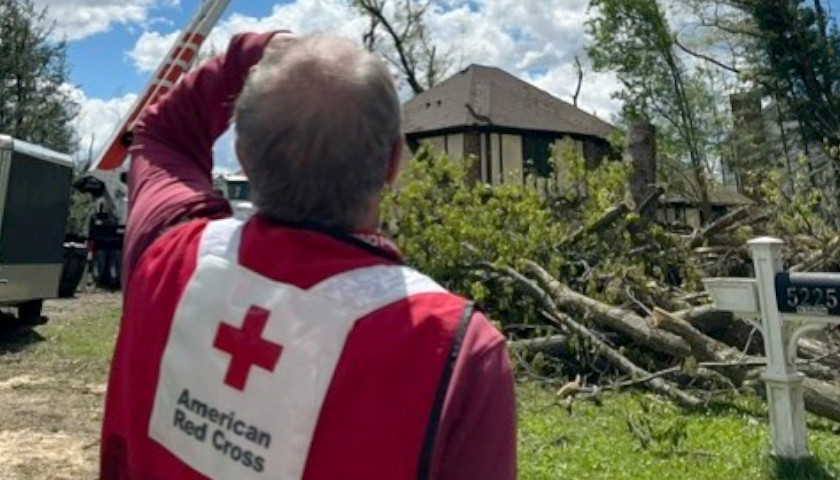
<box><xmin>689</xmin><ymin>206</ymin><xmax>751</xmax><ymax>248</ymax></box>
<box><xmin>558</xmin><ymin>202</ymin><xmax>629</xmax><ymax>249</ymax></box>
<box><xmin>541</xmin><ymin>310</ymin><xmax>702</xmax><ymax>408</ymax></box>
<box><xmin>653</xmin><ymin>307</ymin><xmax>840</xmax><ymax>422</ymax></box>
<box><xmin>508</xmin><ymin>335</ymin><xmax>569</xmax><ymax>357</ymax></box>
<box><xmin>627</xmin><ymin>121</ymin><xmax>658</xmax><ymax>219</ymax></box>
<box><xmin>523</xmin><ymin>261</ymin><xmax>691</xmax><ymax>358</ymax></box>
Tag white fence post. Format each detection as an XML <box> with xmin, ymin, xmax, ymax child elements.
<box><xmin>748</xmin><ymin>237</ymin><xmax>809</xmax><ymax>458</ymax></box>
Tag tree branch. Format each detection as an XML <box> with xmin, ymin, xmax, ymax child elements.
<box><xmin>572</xmin><ymin>56</ymin><xmax>583</xmax><ymax>107</ymax></box>
<box><xmin>672</xmin><ymin>35</ymin><xmax>741</xmax><ymax>75</ymax></box>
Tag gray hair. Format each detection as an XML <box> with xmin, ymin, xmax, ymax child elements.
<box><xmin>234</xmin><ymin>33</ymin><xmax>400</xmax><ymax>230</ymax></box>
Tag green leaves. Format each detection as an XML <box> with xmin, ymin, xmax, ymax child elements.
<box><xmin>384</xmin><ymin>145</ymin><xmax>703</xmax><ymax>327</ymax></box>
<box><xmin>0</xmin><ymin>0</ymin><xmax>77</xmax><ymax>153</ymax></box>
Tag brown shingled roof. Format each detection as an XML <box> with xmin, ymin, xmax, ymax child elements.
<box><xmin>403</xmin><ymin>64</ymin><xmax>615</xmax><ymax>140</ymax></box>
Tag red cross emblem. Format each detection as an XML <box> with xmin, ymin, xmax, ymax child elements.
<box><xmin>213</xmin><ymin>306</ymin><xmax>283</xmax><ymax>391</ymax></box>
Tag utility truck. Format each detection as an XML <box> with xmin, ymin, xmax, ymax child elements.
<box><xmin>215</xmin><ymin>172</ymin><xmax>253</xmax><ymax>220</ymax></box>
<box><xmin>74</xmin><ymin>0</ymin><xmax>241</xmax><ymax>288</ymax></box>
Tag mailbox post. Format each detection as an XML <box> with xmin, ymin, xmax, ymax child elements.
<box><xmin>704</xmin><ymin>236</ymin><xmax>840</xmax><ymax>459</ymax></box>
<box><xmin>749</xmin><ymin>238</ymin><xmax>808</xmax><ymax>459</ymax></box>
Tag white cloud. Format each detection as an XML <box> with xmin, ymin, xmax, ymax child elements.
<box><xmin>125</xmin><ymin>0</ymin><xmax>623</xmax><ymax>119</ymax></box>
<box><xmin>65</xmin><ymin>85</ymin><xmax>137</xmax><ymax>163</ymax></box>
<box><xmin>128</xmin><ymin>0</ymin><xmax>370</xmax><ymax>73</ymax></box>
<box><xmin>66</xmin><ymin>84</ymin><xmax>240</xmax><ymax>170</ymax></box>
<box><xmin>112</xmin><ymin>0</ymin><xmax>625</xmax><ymax>167</ymax></box>
<box><xmin>34</xmin><ymin>0</ymin><xmax>175</xmax><ymax>42</ymax></box>
<box><xmin>129</xmin><ymin>30</ymin><xmax>181</xmax><ymax>72</ymax></box>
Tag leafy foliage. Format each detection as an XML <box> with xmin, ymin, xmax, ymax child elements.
<box><xmin>732</xmin><ymin>0</ymin><xmax>840</xmax><ymax>146</ymax></box>
<box><xmin>383</xmin><ymin>147</ymin><xmax>564</xmax><ymax>325</ymax></box>
<box><xmin>383</xmin><ymin>147</ymin><xmax>704</xmax><ymax>329</ymax></box>
<box><xmin>0</xmin><ymin>0</ymin><xmax>77</xmax><ymax>152</ymax></box>
<box><xmin>587</xmin><ymin>0</ymin><xmax>719</xmax><ymax>221</ymax></box>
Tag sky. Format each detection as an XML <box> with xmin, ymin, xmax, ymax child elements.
<box><xmin>35</xmin><ymin>0</ymin><xmax>631</xmax><ymax>171</ymax></box>
<box><xmin>46</xmin><ymin>0</ymin><xmax>840</xmax><ymax>172</ymax></box>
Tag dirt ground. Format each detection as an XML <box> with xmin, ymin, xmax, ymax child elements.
<box><xmin>0</xmin><ymin>292</ymin><xmax>121</xmax><ymax>480</ymax></box>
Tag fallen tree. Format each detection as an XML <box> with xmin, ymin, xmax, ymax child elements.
<box><xmin>385</xmin><ymin>141</ymin><xmax>840</xmax><ymax>428</ymax></box>
<box><xmin>653</xmin><ymin>308</ymin><xmax>840</xmax><ymax>422</ymax></box>
<box><xmin>522</xmin><ymin>260</ymin><xmax>691</xmax><ymax>358</ymax></box>
<box><xmin>486</xmin><ymin>259</ymin><xmax>840</xmax><ymax>422</ymax></box>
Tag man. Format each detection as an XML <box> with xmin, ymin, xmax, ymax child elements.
<box><xmin>100</xmin><ymin>30</ymin><xmax>516</xmax><ymax>480</ymax></box>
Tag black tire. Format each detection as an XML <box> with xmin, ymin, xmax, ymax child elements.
<box><xmin>59</xmin><ymin>243</ymin><xmax>87</xmax><ymax>298</ymax></box>
<box><xmin>18</xmin><ymin>299</ymin><xmax>45</xmax><ymax>325</ymax></box>
<box><xmin>92</xmin><ymin>249</ymin><xmax>121</xmax><ymax>290</ymax></box>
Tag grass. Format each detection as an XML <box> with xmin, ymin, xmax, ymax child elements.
<box><xmin>35</xmin><ymin>306</ymin><xmax>120</xmax><ymax>370</ymax></box>
<box><xmin>0</xmin><ymin>297</ymin><xmax>121</xmax><ymax>378</ymax></box>
<box><xmin>517</xmin><ymin>382</ymin><xmax>840</xmax><ymax>479</ymax></box>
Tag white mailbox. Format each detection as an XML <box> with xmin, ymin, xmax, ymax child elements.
<box><xmin>703</xmin><ymin>278</ymin><xmax>759</xmax><ymax>315</ymax></box>
<box><xmin>702</xmin><ymin>237</ymin><xmax>838</xmax><ymax>460</ymax></box>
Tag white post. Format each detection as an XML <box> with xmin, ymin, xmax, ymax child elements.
<box><xmin>748</xmin><ymin>237</ymin><xmax>809</xmax><ymax>459</ymax></box>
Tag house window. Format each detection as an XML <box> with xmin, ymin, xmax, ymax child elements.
<box><xmin>522</xmin><ymin>134</ymin><xmax>553</xmax><ymax>177</ymax></box>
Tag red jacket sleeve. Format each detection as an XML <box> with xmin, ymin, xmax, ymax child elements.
<box><xmin>431</xmin><ymin>312</ymin><xmax>517</xmax><ymax>479</ymax></box>
<box><xmin>122</xmin><ymin>31</ymin><xmax>280</xmax><ymax>287</ymax></box>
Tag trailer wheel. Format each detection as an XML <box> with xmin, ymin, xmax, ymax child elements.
<box><xmin>59</xmin><ymin>241</ymin><xmax>87</xmax><ymax>298</ymax></box>
<box><xmin>18</xmin><ymin>300</ymin><xmax>45</xmax><ymax>325</ymax></box>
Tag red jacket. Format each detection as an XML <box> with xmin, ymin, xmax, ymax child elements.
<box><xmin>101</xmin><ymin>31</ymin><xmax>516</xmax><ymax>480</ymax></box>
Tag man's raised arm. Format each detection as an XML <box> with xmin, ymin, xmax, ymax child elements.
<box><xmin>122</xmin><ymin>31</ymin><xmax>285</xmax><ymax>285</ymax></box>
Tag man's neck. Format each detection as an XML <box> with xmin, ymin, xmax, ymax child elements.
<box><xmin>355</xmin><ymin>199</ymin><xmax>381</xmax><ymax>233</ymax></box>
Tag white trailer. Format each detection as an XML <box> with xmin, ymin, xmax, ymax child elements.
<box><xmin>0</xmin><ymin>135</ymin><xmax>74</xmax><ymax>322</ymax></box>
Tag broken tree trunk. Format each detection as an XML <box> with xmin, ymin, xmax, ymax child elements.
<box><xmin>674</xmin><ymin>304</ymin><xmax>735</xmax><ymax>332</ymax></box>
<box><xmin>558</xmin><ymin>202</ymin><xmax>629</xmax><ymax>249</ymax></box>
<box><xmin>653</xmin><ymin>307</ymin><xmax>840</xmax><ymax>422</ymax></box>
<box><xmin>689</xmin><ymin>206</ymin><xmax>751</xmax><ymax>248</ymax></box>
<box><xmin>482</xmin><ymin>261</ymin><xmax>701</xmax><ymax>408</ymax></box>
<box><xmin>790</xmin><ymin>235</ymin><xmax>840</xmax><ymax>272</ymax></box>
<box><xmin>626</xmin><ymin>121</ymin><xmax>658</xmax><ymax>221</ymax></box>
<box><xmin>523</xmin><ymin>260</ymin><xmax>691</xmax><ymax>358</ymax></box>
<box><xmin>541</xmin><ymin>310</ymin><xmax>702</xmax><ymax>409</ymax></box>
<box><xmin>798</xmin><ymin>337</ymin><xmax>840</xmax><ymax>370</ymax></box>
<box><xmin>508</xmin><ymin>335</ymin><xmax>569</xmax><ymax>357</ymax></box>
<box><xmin>674</xmin><ymin>305</ymin><xmax>840</xmax><ymax>371</ymax></box>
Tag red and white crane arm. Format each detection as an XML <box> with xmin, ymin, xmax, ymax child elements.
<box><xmin>90</xmin><ymin>0</ymin><xmax>232</xmax><ymax>171</ymax></box>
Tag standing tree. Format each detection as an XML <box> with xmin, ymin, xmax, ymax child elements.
<box><xmin>735</xmin><ymin>0</ymin><xmax>840</xmax><ymax>146</ymax></box>
<box><xmin>588</xmin><ymin>0</ymin><xmax>716</xmax><ymax>223</ymax></box>
<box><xmin>685</xmin><ymin>0</ymin><xmax>840</xmax><ymax>229</ymax></box>
<box><xmin>351</xmin><ymin>0</ymin><xmax>450</xmax><ymax>94</ymax></box>
<box><xmin>0</xmin><ymin>0</ymin><xmax>77</xmax><ymax>152</ymax></box>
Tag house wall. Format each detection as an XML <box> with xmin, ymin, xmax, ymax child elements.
<box><xmin>490</xmin><ymin>133</ymin><xmax>501</xmax><ymax>184</ymax></box>
<box><xmin>419</xmin><ymin>136</ymin><xmax>446</xmax><ymax>154</ymax></box>
<box><xmin>552</xmin><ymin>137</ymin><xmax>585</xmax><ymax>190</ymax></box>
<box><xmin>446</xmin><ymin>134</ymin><xmax>464</xmax><ymax>159</ymax></box>
<box><xmin>501</xmin><ymin>134</ymin><xmax>523</xmax><ymax>184</ymax></box>
<box><xmin>583</xmin><ymin>138</ymin><xmax>612</xmax><ymax>169</ymax></box>
<box><xmin>409</xmin><ymin>131</ymin><xmax>612</xmax><ymax>190</ymax></box>
<box><xmin>686</xmin><ymin>209</ymin><xmax>702</xmax><ymax>229</ymax></box>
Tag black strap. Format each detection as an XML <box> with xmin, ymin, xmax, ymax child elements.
<box><xmin>417</xmin><ymin>302</ymin><xmax>474</xmax><ymax>480</ymax></box>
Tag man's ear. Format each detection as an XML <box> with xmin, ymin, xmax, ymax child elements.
<box><xmin>385</xmin><ymin>138</ymin><xmax>403</xmax><ymax>186</ymax></box>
